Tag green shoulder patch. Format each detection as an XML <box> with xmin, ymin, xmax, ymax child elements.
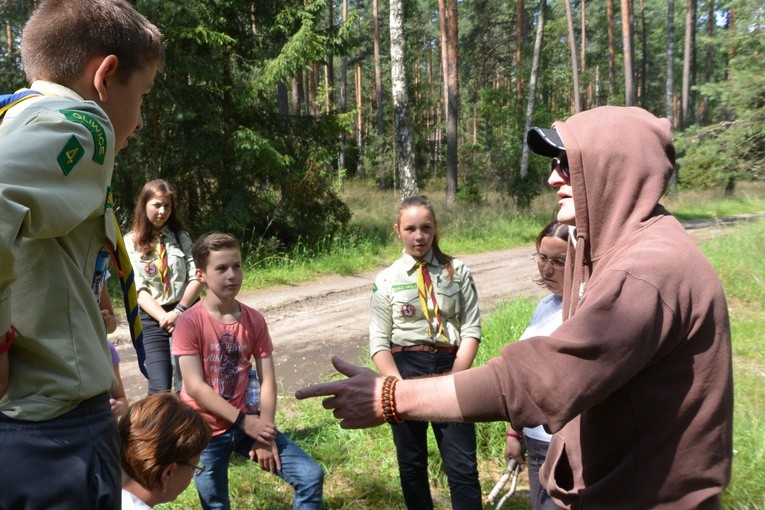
<box><xmin>60</xmin><ymin>109</ymin><xmax>107</xmax><ymax>164</ymax></box>
<box><xmin>57</xmin><ymin>135</ymin><xmax>84</xmax><ymax>175</ymax></box>
<box><xmin>372</xmin><ymin>283</ymin><xmax>378</xmax><ymax>293</ymax></box>
<box><xmin>392</xmin><ymin>283</ymin><xmax>418</xmax><ymax>292</ymax></box>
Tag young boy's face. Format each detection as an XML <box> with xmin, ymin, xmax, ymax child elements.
<box><xmin>196</xmin><ymin>248</ymin><xmax>243</xmax><ymax>301</ymax></box>
<box><xmin>101</xmin><ymin>63</ymin><xmax>158</xmax><ymax>154</ymax></box>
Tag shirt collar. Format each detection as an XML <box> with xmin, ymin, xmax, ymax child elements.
<box><xmin>401</xmin><ymin>249</ymin><xmax>435</xmax><ymax>273</ymax></box>
<box><xmin>29</xmin><ymin>80</ymin><xmax>87</xmax><ymax>102</ymax></box>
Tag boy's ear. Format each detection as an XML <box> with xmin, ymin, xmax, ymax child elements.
<box><xmin>195</xmin><ymin>268</ymin><xmax>205</xmax><ymax>284</ymax></box>
<box><xmin>92</xmin><ymin>55</ymin><xmax>120</xmax><ymax>103</ymax></box>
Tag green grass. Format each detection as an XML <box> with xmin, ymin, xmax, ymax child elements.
<box><xmin>239</xmin><ymin>181</ymin><xmax>765</xmax><ymax>292</ymax></box>
<box><xmin>158</xmin><ymin>186</ymin><xmax>765</xmax><ymax>509</ymax></box>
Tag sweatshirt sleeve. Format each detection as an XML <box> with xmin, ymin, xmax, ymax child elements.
<box><xmin>455</xmin><ymin>271</ymin><xmax>671</xmax><ymax>431</ymax></box>
<box><xmin>0</xmin><ymin>102</ymin><xmax>113</xmax><ymax>335</ymax></box>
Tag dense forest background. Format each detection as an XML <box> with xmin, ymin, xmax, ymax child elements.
<box><xmin>1</xmin><ymin>0</ymin><xmax>763</xmax><ymax>254</ymax></box>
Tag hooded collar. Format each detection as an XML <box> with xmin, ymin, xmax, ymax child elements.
<box><xmin>553</xmin><ymin>106</ymin><xmax>675</xmax><ymax>318</ymax></box>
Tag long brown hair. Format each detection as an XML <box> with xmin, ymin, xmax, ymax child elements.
<box><xmin>130</xmin><ymin>179</ymin><xmax>187</xmax><ymax>256</ymax></box>
<box><xmin>396</xmin><ymin>195</ymin><xmax>454</xmax><ymax>281</ymax></box>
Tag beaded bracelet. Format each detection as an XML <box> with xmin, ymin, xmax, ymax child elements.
<box><xmin>381</xmin><ymin>375</ymin><xmax>403</xmax><ymax>424</ymax></box>
<box><xmin>506</xmin><ymin>430</ymin><xmax>524</xmax><ymax>440</ymax></box>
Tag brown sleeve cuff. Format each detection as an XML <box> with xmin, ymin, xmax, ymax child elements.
<box><xmin>454</xmin><ymin>362</ymin><xmax>512</xmax><ymax>422</ymax></box>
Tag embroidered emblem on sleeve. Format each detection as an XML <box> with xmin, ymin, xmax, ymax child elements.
<box><xmin>401</xmin><ymin>304</ymin><xmax>415</xmax><ymax>317</ymax></box>
<box><xmin>57</xmin><ymin>135</ymin><xmax>85</xmax><ymax>175</ymax></box>
<box><xmin>60</xmin><ymin>109</ymin><xmax>107</xmax><ymax>164</ymax></box>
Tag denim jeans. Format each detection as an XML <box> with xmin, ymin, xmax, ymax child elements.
<box><xmin>391</xmin><ymin>351</ymin><xmax>482</xmax><ymax>510</ymax></box>
<box><xmin>525</xmin><ymin>436</ymin><xmax>564</xmax><ymax>510</ymax></box>
<box><xmin>194</xmin><ymin>426</ymin><xmax>324</xmax><ymax>510</ymax></box>
<box><xmin>139</xmin><ymin>307</ymin><xmax>173</xmax><ymax>394</ymax></box>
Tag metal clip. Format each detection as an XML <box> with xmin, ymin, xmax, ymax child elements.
<box><xmin>486</xmin><ymin>458</ymin><xmax>520</xmax><ymax>510</ymax></box>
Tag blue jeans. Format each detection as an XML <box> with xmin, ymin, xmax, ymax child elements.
<box><xmin>391</xmin><ymin>351</ymin><xmax>482</xmax><ymax>510</ymax></box>
<box><xmin>195</xmin><ymin>426</ymin><xmax>324</xmax><ymax>510</ymax></box>
<box><xmin>139</xmin><ymin>307</ymin><xmax>173</xmax><ymax>394</ymax></box>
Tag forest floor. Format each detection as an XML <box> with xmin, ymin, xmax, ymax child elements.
<box><xmin>112</xmin><ymin>213</ymin><xmax>763</xmax><ymax>402</ymax></box>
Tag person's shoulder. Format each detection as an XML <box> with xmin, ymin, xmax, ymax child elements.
<box><xmin>238</xmin><ymin>301</ymin><xmax>266</xmax><ymax>322</ymax></box>
<box><xmin>180</xmin><ymin>301</ymin><xmax>208</xmax><ymax>323</ymax></box>
<box><xmin>451</xmin><ymin>257</ymin><xmax>468</xmax><ymax>270</ymax></box>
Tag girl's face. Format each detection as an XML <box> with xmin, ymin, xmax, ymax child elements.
<box><xmin>536</xmin><ymin>235</ymin><xmax>568</xmax><ymax>297</ymax></box>
<box><xmin>146</xmin><ymin>191</ymin><xmax>172</xmax><ymax>230</ymax></box>
<box><xmin>394</xmin><ymin>206</ymin><xmax>435</xmax><ymax>260</ymax></box>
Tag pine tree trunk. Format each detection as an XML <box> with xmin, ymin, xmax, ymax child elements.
<box><xmin>390</xmin><ymin>0</ymin><xmax>418</xmax><ymax>198</ymax></box>
<box><xmin>700</xmin><ymin>0</ymin><xmax>713</xmax><ymax>125</ymax></box>
<box><xmin>580</xmin><ymin>0</ymin><xmax>587</xmax><ymax>110</ymax></box>
<box><xmin>639</xmin><ymin>0</ymin><xmax>648</xmax><ymax>107</ymax></box>
<box><xmin>516</xmin><ymin>0</ymin><xmax>525</xmax><ymax>105</ymax></box>
<box><xmin>621</xmin><ymin>0</ymin><xmax>636</xmax><ymax>105</ymax></box>
<box><xmin>338</xmin><ymin>0</ymin><xmax>348</xmax><ymax>171</ymax></box>
<box><xmin>666</xmin><ymin>0</ymin><xmax>677</xmax><ymax>189</ymax></box>
<box><xmin>373</xmin><ymin>0</ymin><xmax>386</xmax><ymax>188</ymax></box>
<box><xmin>564</xmin><ymin>0</ymin><xmax>582</xmax><ymax>112</ymax></box>
<box><xmin>439</xmin><ymin>0</ymin><xmax>459</xmax><ymax>208</ymax></box>
<box><xmin>607</xmin><ymin>0</ymin><xmax>616</xmax><ymax>101</ymax></box>
<box><xmin>681</xmin><ymin>0</ymin><xmax>695</xmax><ymax>128</ymax></box>
<box><xmin>520</xmin><ymin>0</ymin><xmax>546</xmax><ymax>179</ymax></box>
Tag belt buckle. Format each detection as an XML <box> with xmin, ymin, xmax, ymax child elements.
<box><xmin>426</xmin><ymin>345</ymin><xmax>439</xmax><ymax>353</ymax></box>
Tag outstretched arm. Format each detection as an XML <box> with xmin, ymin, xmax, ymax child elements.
<box><xmin>295</xmin><ymin>356</ymin><xmax>463</xmax><ymax>428</ymax></box>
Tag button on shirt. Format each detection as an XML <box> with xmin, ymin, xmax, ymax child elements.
<box><xmin>124</xmin><ymin>227</ymin><xmax>196</xmax><ymax>306</ymax></box>
<box><xmin>369</xmin><ymin>250</ymin><xmax>481</xmax><ymax>357</ymax></box>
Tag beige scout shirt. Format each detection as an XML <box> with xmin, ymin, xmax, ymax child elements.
<box><xmin>369</xmin><ymin>250</ymin><xmax>481</xmax><ymax>357</ymax></box>
<box><xmin>124</xmin><ymin>227</ymin><xmax>196</xmax><ymax>306</ymax></box>
<box><xmin>0</xmin><ymin>81</ymin><xmax>117</xmax><ymax>420</ymax></box>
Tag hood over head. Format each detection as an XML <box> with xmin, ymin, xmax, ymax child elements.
<box><xmin>549</xmin><ymin>106</ymin><xmax>675</xmax><ymax>317</ymax></box>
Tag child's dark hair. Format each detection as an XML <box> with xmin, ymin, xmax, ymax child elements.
<box><xmin>396</xmin><ymin>195</ymin><xmax>454</xmax><ymax>280</ymax></box>
<box><xmin>192</xmin><ymin>232</ymin><xmax>240</xmax><ymax>269</ymax></box>
<box><xmin>119</xmin><ymin>393</ymin><xmax>211</xmax><ymax>491</ymax></box>
<box><xmin>21</xmin><ymin>0</ymin><xmax>164</xmax><ymax>85</ymax></box>
<box><xmin>130</xmin><ymin>179</ymin><xmax>187</xmax><ymax>256</ymax></box>
<box><xmin>535</xmin><ymin>219</ymin><xmax>569</xmax><ymax>251</ymax></box>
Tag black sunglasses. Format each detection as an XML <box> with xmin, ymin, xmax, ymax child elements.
<box><xmin>551</xmin><ymin>156</ymin><xmax>570</xmax><ymax>179</ymax></box>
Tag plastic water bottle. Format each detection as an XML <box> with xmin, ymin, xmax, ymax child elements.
<box><xmin>245</xmin><ymin>369</ymin><xmax>261</xmax><ymax>415</ymax></box>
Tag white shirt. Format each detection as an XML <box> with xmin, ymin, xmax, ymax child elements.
<box><xmin>121</xmin><ymin>489</ymin><xmax>153</xmax><ymax>510</ymax></box>
<box><xmin>520</xmin><ymin>293</ymin><xmax>563</xmax><ymax>442</ymax></box>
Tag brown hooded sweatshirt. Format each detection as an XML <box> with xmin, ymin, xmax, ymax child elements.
<box><xmin>455</xmin><ymin>107</ymin><xmax>733</xmax><ymax>508</ymax></box>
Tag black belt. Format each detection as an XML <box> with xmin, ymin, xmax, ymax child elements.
<box><xmin>390</xmin><ymin>344</ymin><xmax>458</xmax><ymax>354</ymax></box>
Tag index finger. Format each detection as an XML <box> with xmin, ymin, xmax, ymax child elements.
<box><xmin>295</xmin><ymin>380</ymin><xmax>345</xmax><ymax>400</ymax></box>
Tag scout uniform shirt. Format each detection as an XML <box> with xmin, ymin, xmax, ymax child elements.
<box><xmin>125</xmin><ymin>227</ymin><xmax>196</xmax><ymax>306</ymax></box>
<box><xmin>0</xmin><ymin>81</ymin><xmax>117</xmax><ymax>420</ymax></box>
<box><xmin>369</xmin><ymin>249</ymin><xmax>481</xmax><ymax>357</ymax></box>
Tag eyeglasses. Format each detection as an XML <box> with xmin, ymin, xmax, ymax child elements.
<box><xmin>551</xmin><ymin>155</ymin><xmax>570</xmax><ymax>179</ymax></box>
<box><xmin>533</xmin><ymin>253</ymin><xmax>566</xmax><ymax>269</ymax></box>
<box><xmin>180</xmin><ymin>461</ymin><xmax>205</xmax><ymax>477</ymax></box>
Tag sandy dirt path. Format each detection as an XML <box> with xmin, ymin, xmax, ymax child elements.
<box><xmin>112</xmin><ymin>213</ymin><xmax>762</xmax><ymax>401</ymax></box>
<box><xmin>112</xmin><ymin>245</ymin><xmax>544</xmax><ymax>400</ymax></box>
